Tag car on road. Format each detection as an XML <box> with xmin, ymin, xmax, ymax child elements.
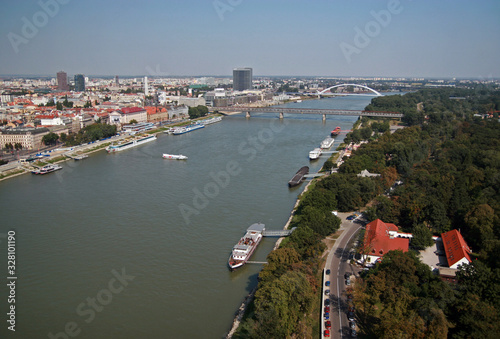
<box><xmin>350</xmin><ymin>320</ymin><xmax>356</xmax><ymax>329</ymax></box>
<box><xmin>325</xmin><ymin>280</ymin><xmax>330</xmax><ymax>286</ymax></box>
<box><xmin>344</xmin><ymin>272</ymin><xmax>351</xmax><ymax>279</ymax></box>
<box><xmin>347</xmin><ymin>214</ymin><xmax>357</xmax><ymax>220</ymax></box>
<box><xmin>351</xmin><ymin>329</ymin><xmax>357</xmax><ymax>337</ymax></box>
<box><xmin>346</xmin><ymin>278</ymin><xmax>351</xmax><ymax>286</ymax></box>
<box><xmin>325</xmin><ymin>289</ymin><xmax>330</xmax><ymax>296</ymax></box>
<box><xmin>347</xmin><ymin>311</ymin><xmax>355</xmax><ymax>321</ymax></box>
<box><xmin>325</xmin><ymin>299</ymin><xmax>330</xmax><ymax>305</ymax></box>
<box><xmin>324</xmin><ymin>329</ymin><xmax>330</xmax><ymax>337</ymax></box>
<box><xmin>324</xmin><ymin>313</ymin><xmax>330</xmax><ymax>320</ymax></box>
<box><xmin>325</xmin><ymin>320</ymin><xmax>331</xmax><ymax>328</ymax></box>
<box><xmin>324</xmin><ymin>306</ymin><xmax>330</xmax><ymax>313</ymax></box>
<box><xmin>326</xmin><ymin>269</ymin><xmax>330</xmax><ymax>275</ymax></box>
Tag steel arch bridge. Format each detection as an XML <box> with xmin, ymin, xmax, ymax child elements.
<box><xmin>318</xmin><ymin>83</ymin><xmax>382</xmax><ymax>96</ymax></box>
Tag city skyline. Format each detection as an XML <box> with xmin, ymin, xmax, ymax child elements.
<box><xmin>1</xmin><ymin>0</ymin><xmax>499</xmax><ymax>78</ymax></box>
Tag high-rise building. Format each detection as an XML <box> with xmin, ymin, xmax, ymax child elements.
<box><xmin>57</xmin><ymin>71</ymin><xmax>69</xmax><ymax>91</ymax></box>
<box><xmin>233</xmin><ymin>68</ymin><xmax>252</xmax><ymax>91</ymax></box>
<box><xmin>115</xmin><ymin>75</ymin><xmax>119</xmax><ymax>86</ymax></box>
<box><xmin>144</xmin><ymin>76</ymin><xmax>149</xmax><ymax>96</ymax></box>
<box><xmin>74</xmin><ymin>74</ymin><xmax>85</xmax><ymax>92</ymax></box>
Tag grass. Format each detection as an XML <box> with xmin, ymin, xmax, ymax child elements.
<box><xmin>0</xmin><ymin>169</ymin><xmax>25</xmax><ymax>180</ymax></box>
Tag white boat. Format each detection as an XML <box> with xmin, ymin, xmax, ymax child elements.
<box><xmin>162</xmin><ymin>153</ymin><xmax>188</xmax><ymax>160</ymax></box>
<box><xmin>172</xmin><ymin>123</ymin><xmax>205</xmax><ymax>135</ymax></box>
<box><xmin>31</xmin><ymin>164</ymin><xmax>62</xmax><ymax>175</ymax></box>
<box><xmin>163</xmin><ymin>127</ymin><xmax>175</xmax><ymax>134</ymax></box>
<box><xmin>228</xmin><ymin>223</ymin><xmax>265</xmax><ymax>270</ymax></box>
<box><xmin>200</xmin><ymin>116</ymin><xmax>222</xmax><ymax>125</ymax></box>
<box><xmin>309</xmin><ymin>148</ymin><xmax>322</xmax><ymax>160</ymax></box>
<box><xmin>321</xmin><ymin>137</ymin><xmax>335</xmax><ymax>149</ymax></box>
<box><xmin>106</xmin><ymin>135</ymin><xmax>157</xmax><ymax>153</ymax></box>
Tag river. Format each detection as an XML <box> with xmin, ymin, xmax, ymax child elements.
<box><xmin>0</xmin><ymin>96</ymin><xmax>373</xmax><ymax>338</ymax></box>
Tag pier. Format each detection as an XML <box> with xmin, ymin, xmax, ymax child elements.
<box><xmin>262</xmin><ymin>227</ymin><xmax>296</xmax><ymax>237</ymax></box>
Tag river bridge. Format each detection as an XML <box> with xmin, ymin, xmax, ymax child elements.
<box><xmin>211</xmin><ymin>106</ymin><xmax>402</xmax><ymax>120</ymax></box>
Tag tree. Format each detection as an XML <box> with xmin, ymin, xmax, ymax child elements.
<box><xmin>411</xmin><ymin>224</ymin><xmax>434</xmax><ymax>250</ymax></box>
<box><xmin>42</xmin><ymin>132</ymin><xmax>59</xmax><ymax>145</ymax></box>
<box><xmin>129</xmin><ymin>119</ymin><xmax>138</xmax><ymax>124</ymax></box>
<box><xmin>59</xmin><ymin>133</ymin><xmax>67</xmax><ymax>143</ymax></box>
<box><xmin>56</xmin><ymin>101</ymin><xmax>63</xmax><ymax>110</ymax></box>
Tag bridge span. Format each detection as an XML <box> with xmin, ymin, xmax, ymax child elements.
<box><xmin>210</xmin><ymin>106</ymin><xmax>402</xmax><ymax>120</ymax></box>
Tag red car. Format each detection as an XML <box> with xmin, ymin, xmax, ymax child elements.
<box><xmin>325</xmin><ymin>320</ymin><xmax>332</xmax><ymax>328</ymax></box>
<box><xmin>324</xmin><ymin>306</ymin><xmax>330</xmax><ymax>313</ymax></box>
<box><xmin>324</xmin><ymin>329</ymin><xmax>330</xmax><ymax>337</ymax></box>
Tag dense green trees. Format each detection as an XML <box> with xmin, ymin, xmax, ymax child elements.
<box><xmin>188</xmin><ymin>105</ymin><xmax>208</xmax><ymax>119</ymax></box>
<box><xmin>42</xmin><ymin>132</ymin><xmax>59</xmax><ymax>145</ymax></box>
<box><xmin>64</xmin><ymin>123</ymin><xmax>117</xmax><ymax>146</ymax></box>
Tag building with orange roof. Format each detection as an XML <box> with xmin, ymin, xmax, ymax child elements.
<box><xmin>362</xmin><ymin>219</ymin><xmax>410</xmax><ymax>265</ymax></box>
<box><xmin>441</xmin><ymin>229</ymin><xmax>472</xmax><ymax>269</ymax></box>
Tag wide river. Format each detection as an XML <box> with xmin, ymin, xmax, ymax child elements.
<box><xmin>0</xmin><ymin>96</ymin><xmax>373</xmax><ymax>338</ymax></box>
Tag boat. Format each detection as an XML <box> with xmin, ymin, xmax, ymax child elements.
<box><xmin>106</xmin><ymin>135</ymin><xmax>157</xmax><ymax>153</ymax></box>
<box><xmin>162</xmin><ymin>153</ymin><xmax>188</xmax><ymax>160</ymax></box>
<box><xmin>288</xmin><ymin>166</ymin><xmax>309</xmax><ymax>187</ymax></box>
<box><xmin>228</xmin><ymin>223</ymin><xmax>265</xmax><ymax>270</ymax></box>
<box><xmin>331</xmin><ymin>126</ymin><xmax>341</xmax><ymax>137</ymax></box>
<box><xmin>31</xmin><ymin>164</ymin><xmax>62</xmax><ymax>175</ymax></box>
<box><xmin>74</xmin><ymin>155</ymin><xmax>88</xmax><ymax>160</ymax></box>
<box><xmin>309</xmin><ymin>148</ymin><xmax>322</xmax><ymax>160</ymax></box>
<box><xmin>163</xmin><ymin>127</ymin><xmax>175</xmax><ymax>134</ymax></box>
<box><xmin>200</xmin><ymin>116</ymin><xmax>222</xmax><ymax>125</ymax></box>
<box><xmin>321</xmin><ymin>137</ymin><xmax>335</xmax><ymax>149</ymax></box>
<box><xmin>172</xmin><ymin>123</ymin><xmax>205</xmax><ymax>135</ymax></box>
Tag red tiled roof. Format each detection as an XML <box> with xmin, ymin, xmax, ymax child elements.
<box><xmin>36</xmin><ymin>114</ymin><xmax>57</xmax><ymax>119</ymax></box>
<box><xmin>363</xmin><ymin>219</ymin><xmax>409</xmax><ymax>256</ymax></box>
<box><xmin>120</xmin><ymin>107</ymin><xmax>145</xmax><ymax>114</ymax></box>
<box><xmin>441</xmin><ymin>229</ymin><xmax>471</xmax><ymax>268</ymax></box>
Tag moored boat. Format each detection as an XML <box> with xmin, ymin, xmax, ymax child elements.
<box><xmin>172</xmin><ymin>123</ymin><xmax>205</xmax><ymax>135</ymax></box>
<box><xmin>106</xmin><ymin>135</ymin><xmax>157</xmax><ymax>153</ymax></box>
<box><xmin>200</xmin><ymin>116</ymin><xmax>222</xmax><ymax>125</ymax></box>
<box><xmin>162</xmin><ymin>153</ymin><xmax>188</xmax><ymax>160</ymax></box>
<box><xmin>228</xmin><ymin>223</ymin><xmax>265</xmax><ymax>270</ymax></box>
<box><xmin>31</xmin><ymin>164</ymin><xmax>62</xmax><ymax>175</ymax></box>
<box><xmin>309</xmin><ymin>148</ymin><xmax>322</xmax><ymax>160</ymax></box>
<box><xmin>321</xmin><ymin>137</ymin><xmax>335</xmax><ymax>149</ymax></box>
<box><xmin>331</xmin><ymin>126</ymin><xmax>341</xmax><ymax>137</ymax></box>
<box><xmin>288</xmin><ymin>166</ymin><xmax>309</xmax><ymax>187</ymax></box>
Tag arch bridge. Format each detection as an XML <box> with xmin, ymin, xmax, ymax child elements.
<box><xmin>318</xmin><ymin>83</ymin><xmax>382</xmax><ymax>96</ymax></box>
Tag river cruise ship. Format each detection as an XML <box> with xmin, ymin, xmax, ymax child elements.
<box><xmin>106</xmin><ymin>135</ymin><xmax>157</xmax><ymax>153</ymax></box>
<box><xmin>228</xmin><ymin>223</ymin><xmax>265</xmax><ymax>270</ymax></box>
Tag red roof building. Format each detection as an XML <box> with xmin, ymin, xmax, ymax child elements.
<box><xmin>362</xmin><ymin>219</ymin><xmax>410</xmax><ymax>264</ymax></box>
<box><xmin>441</xmin><ymin>229</ymin><xmax>472</xmax><ymax>269</ymax></box>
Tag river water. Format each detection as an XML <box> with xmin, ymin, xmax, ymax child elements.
<box><xmin>0</xmin><ymin>96</ymin><xmax>373</xmax><ymax>338</ymax></box>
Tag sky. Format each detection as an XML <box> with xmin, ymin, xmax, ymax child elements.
<box><xmin>0</xmin><ymin>0</ymin><xmax>499</xmax><ymax>78</ymax></box>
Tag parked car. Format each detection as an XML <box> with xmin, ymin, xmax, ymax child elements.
<box><xmin>347</xmin><ymin>311</ymin><xmax>355</xmax><ymax>321</ymax></box>
<box><xmin>325</xmin><ymin>299</ymin><xmax>330</xmax><ymax>305</ymax></box>
<box><xmin>325</xmin><ymin>320</ymin><xmax>331</xmax><ymax>328</ymax></box>
<box><xmin>324</xmin><ymin>329</ymin><xmax>330</xmax><ymax>337</ymax></box>
<box><xmin>344</xmin><ymin>272</ymin><xmax>351</xmax><ymax>279</ymax></box>
<box><xmin>346</xmin><ymin>278</ymin><xmax>351</xmax><ymax>286</ymax></box>
<box><xmin>326</xmin><ymin>269</ymin><xmax>331</xmax><ymax>275</ymax></box>
<box><xmin>347</xmin><ymin>214</ymin><xmax>357</xmax><ymax>220</ymax></box>
<box><xmin>351</xmin><ymin>329</ymin><xmax>357</xmax><ymax>338</ymax></box>
<box><xmin>325</xmin><ymin>280</ymin><xmax>330</xmax><ymax>286</ymax></box>
<box><xmin>324</xmin><ymin>306</ymin><xmax>330</xmax><ymax>313</ymax></box>
<box><xmin>350</xmin><ymin>320</ymin><xmax>356</xmax><ymax>329</ymax></box>
<box><xmin>325</xmin><ymin>289</ymin><xmax>330</xmax><ymax>296</ymax></box>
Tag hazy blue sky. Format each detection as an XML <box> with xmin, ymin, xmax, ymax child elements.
<box><xmin>1</xmin><ymin>0</ymin><xmax>499</xmax><ymax>78</ymax></box>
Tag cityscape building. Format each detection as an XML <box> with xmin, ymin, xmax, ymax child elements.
<box><xmin>74</xmin><ymin>74</ymin><xmax>85</xmax><ymax>92</ymax></box>
<box><xmin>56</xmin><ymin>71</ymin><xmax>69</xmax><ymax>91</ymax></box>
<box><xmin>233</xmin><ymin>68</ymin><xmax>252</xmax><ymax>91</ymax></box>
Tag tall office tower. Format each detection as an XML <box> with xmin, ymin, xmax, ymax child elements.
<box><xmin>115</xmin><ymin>75</ymin><xmax>119</xmax><ymax>86</ymax></box>
<box><xmin>74</xmin><ymin>74</ymin><xmax>85</xmax><ymax>92</ymax></box>
<box><xmin>57</xmin><ymin>71</ymin><xmax>69</xmax><ymax>91</ymax></box>
<box><xmin>233</xmin><ymin>68</ymin><xmax>253</xmax><ymax>91</ymax></box>
<box><xmin>144</xmin><ymin>76</ymin><xmax>149</xmax><ymax>96</ymax></box>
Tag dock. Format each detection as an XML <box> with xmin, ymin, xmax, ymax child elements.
<box><xmin>262</xmin><ymin>227</ymin><xmax>296</xmax><ymax>237</ymax></box>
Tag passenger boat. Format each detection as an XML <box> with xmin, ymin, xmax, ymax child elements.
<box><xmin>321</xmin><ymin>137</ymin><xmax>335</xmax><ymax>149</ymax></box>
<box><xmin>228</xmin><ymin>223</ymin><xmax>265</xmax><ymax>270</ymax></box>
<box><xmin>288</xmin><ymin>166</ymin><xmax>309</xmax><ymax>187</ymax></box>
<box><xmin>106</xmin><ymin>135</ymin><xmax>157</xmax><ymax>153</ymax></box>
<box><xmin>331</xmin><ymin>126</ymin><xmax>341</xmax><ymax>137</ymax></box>
<box><xmin>200</xmin><ymin>116</ymin><xmax>222</xmax><ymax>125</ymax></box>
<box><xmin>309</xmin><ymin>148</ymin><xmax>322</xmax><ymax>160</ymax></box>
<box><xmin>162</xmin><ymin>153</ymin><xmax>188</xmax><ymax>160</ymax></box>
<box><xmin>172</xmin><ymin>123</ymin><xmax>205</xmax><ymax>135</ymax></box>
<box><xmin>31</xmin><ymin>164</ymin><xmax>62</xmax><ymax>175</ymax></box>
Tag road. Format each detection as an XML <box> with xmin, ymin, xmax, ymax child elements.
<box><xmin>323</xmin><ymin>214</ymin><xmax>364</xmax><ymax>339</ymax></box>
